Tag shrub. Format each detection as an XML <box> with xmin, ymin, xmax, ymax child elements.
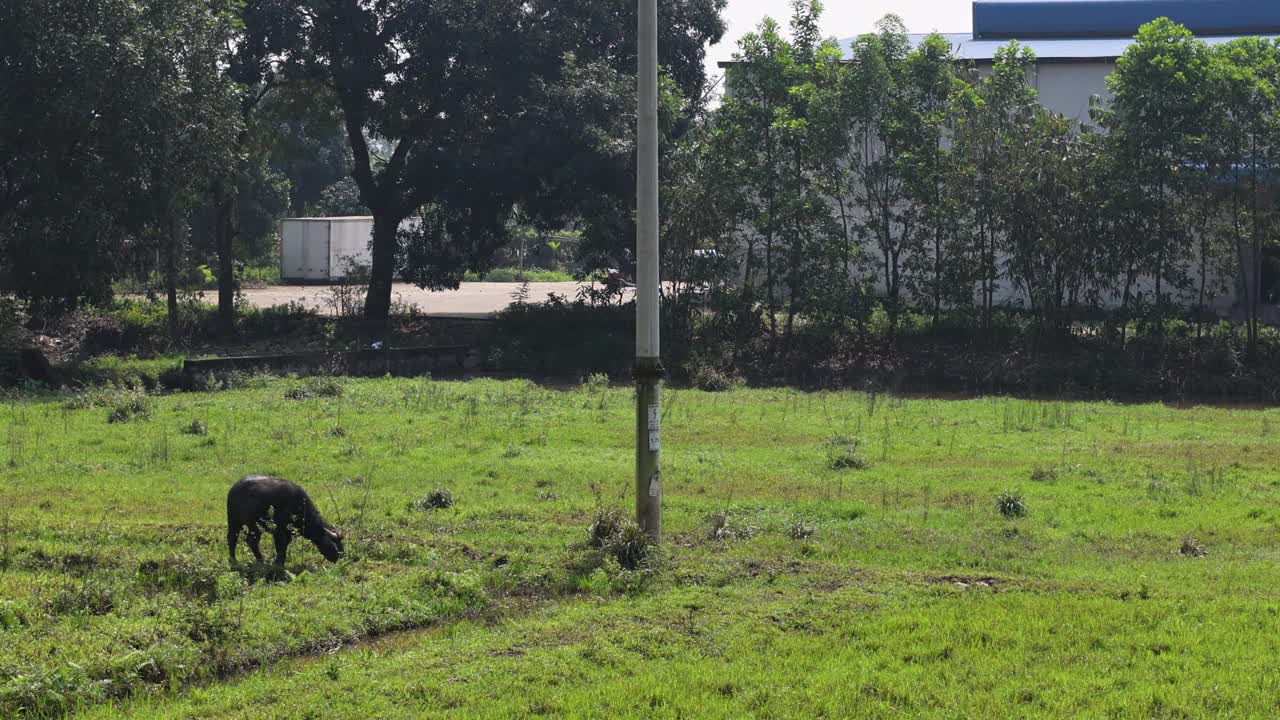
<box><xmin>707</xmin><ymin>510</ymin><xmax>757</xmax><ymax>541</ymax></box>
<box><xmin>0</xmin><ymin>600</ymin><xmax>28</xmax><ymax>630</ymax></box>
<box><xmin>1030</xmin><ymin>466</ymin><xmax>1058</xmax><ymax>483</ymax></box>
<box><xmin>136</xmin><ymin>554</ymin><xmax>226</xmax><ymax>602</ymax></box>
<box><xmin>996</xmin><ymin>491</ymin><xmax>1028</xmax><ymax>519</ymax></box>
<box><xmin>607</xmin><ymin>522</ymin><xmax>655</xmax><ymax>571</ymax></box>
<box><xmin>285</xmin><ymin>376</ymin><xmax>345</xmax><ymax>401</ymax></box>
<box><xmin>585</xmin><ymin>508</ymin><xmax>655</xmax><ymax>571</ymax></box>
<box><xmin>825</xmin><ymin>436</ymin><xmax>868</xmax><ymax>470</ymax></box>
<box><xmin>588</xmin><ymin>507</ymin><xmax>626</xmax><ymax>549</ymax></box>
<box><xmin>682</xmin><ymin>342</ymin><xmax>741</xmax><ymax>392</ymax></box>
<box><xmin>409</xmin><ymin>489</ymin><xmax>454</xmax><ymax>511</ymax></box>
<box><xmin>181</xmin><ymin>419</ymin><xmax>209</xmax><ymax>436</ymax></box>
<box><xmin>1179</xmin><ymin>534</ymin><xmax>1207</xmax><ymax>558</ymax></box>
<box><xmin>787</xmin><ymin>518</ymin><xmax>816</xmax><ymax>540</ymax></box>
<box><xmin>48</xmin><ymin>578</ymin><xmax>116</xmax><ymax>616</ymax></box>
<box><xmin>107</xmin><ymin>392</ymin><xmax>153</xmax><ymax>424</ymax></box>
<box><xmin>467</xmin><ymin>267</ymin><xmax>575</xmax><ymax>283</ymax></box>
<box><xmin>64</xmin><ymin>388</ymin><xmax>116</xmax><ymax>410</ymax></box>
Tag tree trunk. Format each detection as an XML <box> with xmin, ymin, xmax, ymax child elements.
<box><xmin>166</xmin><ymin>221</ymin><xmax>181</xmax><ymax>342</ymax></box>
<box><xmin>363</xmin><ymin>213</ymin><xmax>400</xmax><ymax>342</ymax></box>
<box><xmin>215</xmin><ymin>191</ymin><xmax>237</xmax><ymax>336</ymax></box>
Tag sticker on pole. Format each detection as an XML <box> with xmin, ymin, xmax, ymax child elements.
<box><xmin>648</xmin><ymin>429</ymin><xmax>660</xmax><ymax>452</ymax></box>
<box><xmin>647</xmin><ymin>404</ymin><xmax>660</xmax><ymax>430</ymax></box>
<box><xmin>648</xmin><ymin>472</ymin><xmax>661</xmax><ymax>497</ymax></box>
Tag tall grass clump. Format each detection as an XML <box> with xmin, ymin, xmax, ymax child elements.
<box><xmin>996</xmin><ymin>491</ymin><xmax>1028</xmax><ymax>519</ymax></box>
<box><xmin>825</xmin><ymin>435</ymin><xmax>869</xmax><ymax>470</ymax></box>
<box><xmin>409</xmin><ymin>489</ymin><xmax>454</xmax><ymax>511</ymax></box>
<box><xmin>107</xmin><ymin>392</ymin><xmax>153</xmax><ymax>424</ymax></box>
<box><xmin>1179</xmin><ymin>534</ymin><xmax>1207</xmax><ymax>558</ymax></box>
<box><xmin>587</xmin><ymin>507</ymin><xmax>654</xmax><ymax>570</ymax></box>
<box><xmin>284</xmin><ymin>377</ymin><xmax>345</xmax><ymax>401</ymax></box>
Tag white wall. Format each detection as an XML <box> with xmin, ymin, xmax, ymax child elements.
<box><xmin>327</xmin><ymin>218</ymin><xmax>375</xmax><ymax>278</ymax></box>
<box><xmin>1032</xmin><ymin>61</ymin><xmax>1115</xmax><ymax>121</ymax></box>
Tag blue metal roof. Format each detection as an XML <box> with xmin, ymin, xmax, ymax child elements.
<box><xmin>837</xmin><ymin>32</ymin><xmax>1276</xmax><ymax>62</ymax></box>
<box><xmin>973</xmin><ymin>1</ymin><xmax>1280</xmax><ymax>40</ymax></box>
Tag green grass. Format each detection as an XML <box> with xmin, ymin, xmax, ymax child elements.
<box><xmin>462</xmin><ymin>267</ymin><xmax>575</xmax><ymax>283</ymax></box>
<box><xmin>1</xmin><ymin>379</ymin><xmax>1279</xmax><ymax>717</ymax></box>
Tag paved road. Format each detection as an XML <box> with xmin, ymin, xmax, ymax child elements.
<box><xmin>239</xmin><ymin>282</ymin><xmax>599</xmax><ymax>317</ymax></box>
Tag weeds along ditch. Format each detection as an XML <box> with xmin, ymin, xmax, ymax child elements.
<box><xmin>2</xmin><ymin>378</ymin><xmax>1280</xmax><ymax>716</ymax></box>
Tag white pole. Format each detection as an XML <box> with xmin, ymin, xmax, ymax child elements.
<box><xmin>635</xmin><ymin>0</ymin><xmax>662</xmax><ymax>541</ymax></box>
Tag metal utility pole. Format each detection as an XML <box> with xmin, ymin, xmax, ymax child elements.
<box><xmin>635</xmin><ymin>0</ymin><xmax>662</xmax><ymax>542</ymax></box>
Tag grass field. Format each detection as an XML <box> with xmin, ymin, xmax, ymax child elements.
<box><xmin>2</xmin><ymin>377</ymin><xmax>1279</xmax><ymax>717</ymax></box>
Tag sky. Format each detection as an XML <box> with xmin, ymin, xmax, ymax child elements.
<box><xmin>705</xmin><ymin>0</ymin><xmax>974</xmax><ymax>81</ymax></box>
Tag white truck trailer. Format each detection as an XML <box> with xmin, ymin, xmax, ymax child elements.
<box><xmin>279</xmin><ymin>217</ymin><xmax>374</xmax><ymax>282</ymax></box>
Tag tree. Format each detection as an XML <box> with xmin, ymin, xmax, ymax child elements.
<box><xmin>953</xmin><ymin>42</ymin><xmax>1039</xmax><ymax>333</ymax></box>
<box><xmin>309</xmin><ymin>0</ymin><xmax>727</xmax><ymax>339</ymax></box>
<box><xmin>844</xmin><ymin>17</ymin><xmax>914</xmax><ymax>332</ymax></box>
<box><xmin>1099</xmin><ymin>18</ymin><xmax>1211</xmax><ymax>330</ymax></box>
<box><xmin>131</xmin><ymin>0</ymin><xmax>242</xmax><ymax>339</ymax></box>
<box><xmin>269</xmin><ymin>100</ymin><xmax>356</xmax><ymax>217</ymax></box>
<box><xmin>0</xmin><ymin>0</ymin><xmax>151</xmax><ymax>310</ymax></box>
<box><xmin>772</xmin><ymin>1</ymin><xmax>848</xmax><ymax>346</ymax></box>
<box><xmin>715</xmin><ymin>18</ymin><xmax>795</xmax><ymax>336</ymax></box>
<box><xmin>1205</xmin><ymin>37</ymin><xmax>1280</xmax><ymax>350</ymax></box>
<box><xmin>205</xmin><ymin>0</ymin><xmax>310</xmax><ymax>333</ymax></box>
<box><xmin>998</xmin><ymin>112</ymin><xmax>1106</xmax><ymax>340</ymax></box>
<box><xmin>898</xmin><ymin>33</ymin><xmax>965</xmax><ymax>330</ymax></box>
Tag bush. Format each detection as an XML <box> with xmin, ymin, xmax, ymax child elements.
<box><xmin>1030</xmin><ymin>466</ymin><xmax>1058</xmax><ymax>483</ymax></box>
<box><xmin>0</xmin><ymin>600</ymin><xmax>28</xmax><ymax>630</ymax></box>
<box><xmin>1179</xmin><ymin>534</ymin><xmax>1207</xmax><ymax>558</ymax></box>
<box><xmin>181</xmin><ymin>419</ymin><xmax>209</xmax><ymax>436</ymax></box>
<box><xmin>586</xmin><ymin>508</ymin><xmax>654</xmax><ymax>571</ymax></box>
<box><xmin>465</xmin><ymin>267</ymin><xmax>575</xmax><ymax>283</ymax></box>
<box><xmin>825</xmin><ymin>436</ymin><xmax>868</xmax><ymax>470</ymax></box>
<box><xmin>285</xmin><ymin>376</ymin><xmax>345</xmax><ymax>401</ymax></box>
<box><xmin>588</xmin><ymin>507</ymin><xmax>626</xmax><ymax>549</ymax></box>
<box><xmin>787</xmin><ymin>518</ymin><xmax>815</xmax><ymax>540</ymax></box>
<box><xmin>607</xmin><ymin>523</ymin><xmax>655</xmax><ymax>571</ymax></box>
<box><xmin>996</xmin><ymin>491</ymin><xmax>1028</xmax><ymax>519</ymax></box>
<box><xmin>685</xmin><ymin>342</ymin><xmax>743</xmax><ymax>392</ymax></box>
<box><xmin>409</xmin><ymin>489</ymin><xmax>454</xmax><ymax>511</ymax></box>
<box><xmin>707</xmin><ymin>510</ymin><xmax>757</xmax><ymax>541</ymax></box>
<box><xmin>107</xmin><ymin>392</ymin><xmax>153</xmax><ymax>424</ymax></box>
<box><xmin>48</xmin><ymin>578</ymin><xmax>116</xmax><ymax>616</ymax></box>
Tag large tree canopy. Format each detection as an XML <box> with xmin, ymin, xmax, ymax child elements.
<box><xmin>308</xmin><ymin>0</ymin><xmax>726</xmax><ymax>335</ymax></box>
<box><xmin>0</xmin><ymin>0</ymin><xmax>152</xmax><ymax>309</ymax></box>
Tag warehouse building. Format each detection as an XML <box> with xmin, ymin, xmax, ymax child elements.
<box><xmin>839</xmin><ymin>0</ymin><xmax>1280</xmax><ymax>121</ymax></box>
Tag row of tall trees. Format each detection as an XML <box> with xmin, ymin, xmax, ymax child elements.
<box><xmin>699</xmin><ymin>4</ymin><xmax>1280</xmax><ymax>350</ymax></box>
<box><xmin>1</xmin><ymin>0</ymin><xmax>727</xmax><ymax>339</ymax></box>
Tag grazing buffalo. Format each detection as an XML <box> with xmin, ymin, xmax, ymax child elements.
<box><xmin>226</xmin><ymin>475</ymin><xmax>344</xmax><ymax>567</ymax></box>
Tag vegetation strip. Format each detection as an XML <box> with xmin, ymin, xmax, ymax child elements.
<box><xmin>2</xmin><ymin>377</ymin><xmax>1279</xmax><ymax>716</ymax></box>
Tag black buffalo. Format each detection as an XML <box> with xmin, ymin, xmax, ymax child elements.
<box><xmin>226</xmin><ymin>475</ymin><xmax>344</xmax><ymax>567</ymax></box>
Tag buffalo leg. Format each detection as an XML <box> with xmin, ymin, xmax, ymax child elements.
<box><xmin>246</xmin><ymin>527</ymin><xmax>265</xmax><ymax>563</ymax></box>
<box><xmin>273</xmin><ymin>528</ymin><xmax>292</xmax><ymax>566</ymax></box>
<box><xmin>227</xmin><ymin>524</ymin><xmax>241</xmax><ymax>567</ymax></box>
